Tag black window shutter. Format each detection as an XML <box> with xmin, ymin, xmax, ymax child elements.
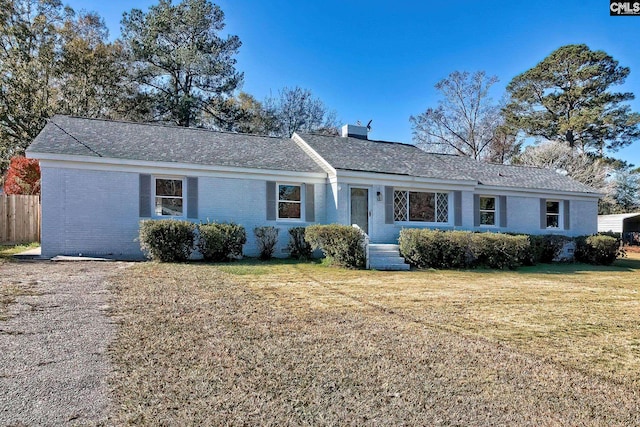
<box><xmin>139</xmin><ymin>174</ymin><xmax>151</xmax><ymax>217</ymax></box>
<box><xmin>305</xmin><ymin>184</ymin><xmax>315</xmax><ymax>222</ymax></box>
<box><xmin>266</xmin><ymin>181</ymin><xmax>276</xmax><ymax>220</ymax></box>
<box><xmin>454</xmin><ymin>191</ymin><xmax>462</xmax><ymax>226</ymax></box>
<box><xmin>499</xmin><ymin>195</ymin><xmax>507</xmax><ymax>228</ymax></box>
<box><xmin>473</xmin><ymin>194</ymin><xmax>480</xmax><ymax>227</ymax></box>
<box><xmin>187</xmin><ymin>177</ymin><xmax>198</xmax><ymax>219</ymax></box>
<box><xmin>540</xmin><ymin>199</ymin><xmax>547</xmax><ymax>229</ymax></box>
<box><xmin>563</xmin><ymin>200</ymin><xmax>570</xmax><ymax>230</ymax></box>
<box><xmin>385</xmin><ymin>186</ymin><xmax>394</xmax><ymax>224</ymax></box>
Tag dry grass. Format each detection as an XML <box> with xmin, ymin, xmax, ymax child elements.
<box><xmin>108</xmin><ymin>255</ymin><xmax>640</xmax><ymax>425</ymax></box>
<box><xmin>0</xmin><ymin>281</ymin><xmax>40</xmax><ymax>321</ymax></box>
<box><xmin>0</xmin><ymin>243</ymin><xmax>39</xmax><ymax>260</ymax></box>
<box><xmin>0</xmin><ymin>244</ymin><xmax>41</xmax><ymax>319</ymax></box>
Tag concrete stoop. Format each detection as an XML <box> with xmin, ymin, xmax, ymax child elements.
<box><xmin>368</xmin><ymin>244</ymin><xmax>410</xmax><ymax>271</ymax></box>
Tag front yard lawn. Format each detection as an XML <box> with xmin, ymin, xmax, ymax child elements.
<box><xmin>108</xmin><ymin>254</ymin><xmax>640</xmax><ymax>425</ymax></box>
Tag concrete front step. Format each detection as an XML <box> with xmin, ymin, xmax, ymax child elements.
<box><xmin>369</xmin><ymin>244</ymin><xmax>401</xmax><ymax>251</ymax></box>
<box><xmin>370</xmin><ymin>262</ymin><xmax>410</xmax><ymax>271</ymax></box>
<box><xmin>370</xmin><ymin>255</ymin><xmax>406</xmax><ymax>264</ymax></box>
<box><xmin>368</xmin><ymin>244</ymin><xmax>409</xmax><ymax>271</ymax></box>
<box><xmin>369</xmin><ymin>249</ymin><xmax>401</xmax><ymax>255</ymax></box>
<box><xmin>369</xmin><ymin>245</ymin><xmax>402</xmax><ymax>254</ymax></box>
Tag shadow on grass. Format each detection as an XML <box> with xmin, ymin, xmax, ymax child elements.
<box><xmin>157</xmin><ymin>254</ymin><xmax>640</xmax><ymax>276</ymax></box>
<box><xmin>199</xmin><ymin>257</ymin><xmax>323</xmax><ymax>275</ymax></box>
<box><xmin>409</xmin><ymin>254</ymin><xmax>640</xmax><ymax>275</ymax></box>
<box><xmin>513</xmin><ymin>257</ymin><xmax>640</xmax><ymax>274</ymax></box>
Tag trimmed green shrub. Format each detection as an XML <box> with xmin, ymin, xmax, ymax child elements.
<box><xmin>287</xmin><ymin>227</ymin><xmax>313</xmax><ymax>260</ymax></box>
<box><xmin>399</xmin><ymin>229</ymin><xmax>474</xmax><ymax>269</ymax></box>
<box><xmin>527</xmin><ymin>234</ymin><xmax>571</xmax><ymax>264</ymax></box>
<box><xmin>399</xmin><ymin>228</ymin><xmax>531</xmax><ymax>270</ymax></box>
<box><xmin>197</xmin><ymin>222</ymin><xmax>246</xmax><ymax>262</ymax></box>
<box><xmin>254</xmin><ymin>226</ymin><xmax>279</xmax><ymax>260</ymax></box>
<box><xmin>305</xmin><ymin>224</ymin><xmax>365</xmax><ymax>269</ymax></box>
<box><xmin>471</xmin><ymin>233</ymin><xmax>530</xmax><ymax>270</ymax></box>
<box><xmin>139</xmin><ymin>219</ymin><xmax>196</xmax><ymax>262</ymax></box>
<box><xmin>574</xmin><ymin>235</ymin><xmax>624</xmax><ymax>265</ymax></box>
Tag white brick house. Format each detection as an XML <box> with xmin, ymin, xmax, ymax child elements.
<box><xmin>26</xmin><ymin>116</ymin><xmax>601</xmax><ymax>259</ymax></box>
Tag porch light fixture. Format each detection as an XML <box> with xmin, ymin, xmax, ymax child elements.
<box><xmin>376</xmin><ymin>191</ymin><xmax>382</xmax><ymax>201</ymax></box>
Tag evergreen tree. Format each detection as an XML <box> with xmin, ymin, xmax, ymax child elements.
<box><xmin>120</xmin><ymin>0</ymin><xmax>243</xmax><ymax>127</ymax></box>
<box><xmin>504</xmin><ymin>44</ymin><xmax>640</xmax><ymax>154</ymax></box>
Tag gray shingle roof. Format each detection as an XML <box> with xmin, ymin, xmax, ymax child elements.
<box><xmin>298</xmin><ymin>133</ymin><xmax>477</xmax><ymax>181</ymax></box>
<box><xmin>298</xmin><ymin>133</ymin><xmax>598</xmax><ymax>194</ymax></box>
<box><xmin>27</xmin><ymin>116</ymin><xmax>598</xmax><ymax>194</ymax></box>
<box><xmin>27</xmin><ymin>116</ymin><xmax>325</xmax><ymax>173</ymax></box>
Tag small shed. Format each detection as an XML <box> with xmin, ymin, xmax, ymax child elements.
<box><xmin>598</xmin><ymin>213</ymin><xmax>640</xmax><ymax>244</ymax></box>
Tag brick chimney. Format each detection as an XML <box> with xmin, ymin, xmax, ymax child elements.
<box><xmin>341</xmin><ymin>124</ymin><xmax>368</xmax><ymax>140</ymax></box>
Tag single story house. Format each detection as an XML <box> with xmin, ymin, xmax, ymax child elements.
<box><xmin>27</xmin><ymin>116</ymin><xmax>600</xmax><ymax>260</ymax></box>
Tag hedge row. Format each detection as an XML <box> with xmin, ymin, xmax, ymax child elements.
<box><xmin>139</xmin><ymin>220</ymin><xmax>623</xmax><ymax>268</ymax></box>
<box><xmin>398</xmin><ymin>229</ymin><xmax>529</xmax><ymax>270</ymax></box>
<box><xmin>399</xmin><ymin>229</ymin><xmax>622</xmax><ymax>270</ymax></box>
<box><xmin>139</xmin><ymin>220</ymin><xmax>315</xmax><ymax>263</ymax></box>
<box><xmin>139</xmin><ymin>220</ymin><xmax>246</xmax><ymax>262</ymax></box>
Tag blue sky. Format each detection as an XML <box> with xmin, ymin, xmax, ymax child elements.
<box><xmin>70</xmin><ymin>0</ymin><xmax>640</xmax><ymax>166</ymax></box>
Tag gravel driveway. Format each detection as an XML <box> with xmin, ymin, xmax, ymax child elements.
<box><xmin>0</xmin><ymin>260</ymin><xmax>131</xmax><ymax>426</ymax></box>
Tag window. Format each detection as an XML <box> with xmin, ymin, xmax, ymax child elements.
<box><xmin>393</xmin><ymin>190</ymin><xmax>448</xmax><ymax>223</ymax></box>
<box><xmin>155</xmin><ymin>178</ymin><xmax>183</xmax><ymax>216</ymax></box>
<box><xmin>546</xmin><ymin>200</ymin><xmax>560</xmax><ymax>228</ymax></box>
<box><xmin>479</xmin><ymin>196</ymin><xmax>496</xmax><ymax>226</ymax></box>
<box><xmin>278</xmin><ymin>184</ymin><xmax>301</xmax><ymax>219</ymax></box>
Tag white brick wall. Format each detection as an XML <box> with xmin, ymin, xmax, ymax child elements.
<box><xmin>40</xmin><ymin>165</ymin><xmax>598</xmax><ymax>258</ymax></box>
<box><xmin>325</xmin><ymin>182</ymin><xmax>339</xmax><ymax>224</ymax></box>
<box><xmin>506</xmin><ymin>196</ymin><xmax>542</xmax><ymax>235</ymax></box>
<box><xmin>198</xmin><ymin>176</ymin><xmax>326</xmax><ymax>256</ymax></box>
<box><xmin>41</xmin><ymin>167</ymin><xmax>141</xmax><ymax>258</ymax></box>
<box><xmin>569</xmin><ymin>199</ymin><xmax>598</xmax><ymax>236</ymax></box>
<box><xmin>505</xmin><ymin>196</ymin><xmax>596</xmax><ymax>237</ymax></box>
<box><xmin>41</xmin><ymin>167</ymin><xmax>326</xmax><ymax>258</ymax></box>
<box><xmin>339</xmin><ymin>187</ymin><xmax>598</xmax><ymax>245</ymax></box>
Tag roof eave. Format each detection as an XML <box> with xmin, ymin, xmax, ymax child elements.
<box><xmin>476</xmin><ymin>184</ymin><xmax>603</xmax><ymax>198</ymax></box>
<box><xmin>29</xmin><ymin>152</ymin><xmax>328</xmax><ymax>179</ymax></box>
<box><xmin>335</xmin><ymin>168</ymin><xmax>478</xmax><ymax>187</ymax></box>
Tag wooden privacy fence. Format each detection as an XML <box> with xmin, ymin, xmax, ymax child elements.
<box><xmin>0</xmin><ymin>195</ymin><xmax>41</xmax><ymax>244</ymax></box>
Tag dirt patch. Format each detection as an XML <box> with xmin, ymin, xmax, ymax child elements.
<box><xmin>0</xmin><ymin>260</ymin><xmax>131</xmax><ymax>426</ymax></box>
<box><xmin>625</xmin><ymin>245</ymin><xmax>640</xmax><ymax>253</ymax></box>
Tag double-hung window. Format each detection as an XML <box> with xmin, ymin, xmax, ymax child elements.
<box><xmin>393</xmin><ymin>190</ymin><xmax>448</xmax><ymax>223</ymax></box>
<box><xmin>479</xmin><ymin>196</ymin><xmax>496</xmax><ymax>226</ymax></box>
<box><xmin>546</xmin><ymin>200</ymin><xmax>560</xmax><ymax>228</ymax></box>
<box><xmin>278</xmin><ymin>184</ymin><xmax>302</xmax><ymax>220</ymax></box>
<box><xmin>155</xmin><ymin>178</ymin><xmax>184</xmax><ymax>217</ymax></box>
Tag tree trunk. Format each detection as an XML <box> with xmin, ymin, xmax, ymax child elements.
<box><xmin>565</xmin><ymin>129</ymin><xmax>575</xmax><ymax>148</ymax></box>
